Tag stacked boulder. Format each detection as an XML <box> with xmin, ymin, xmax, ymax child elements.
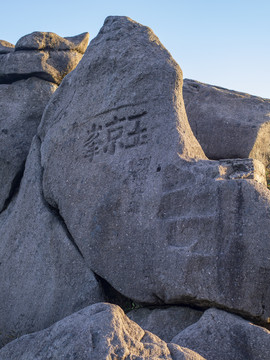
<box><xmin>0</xmin><ymin>31</ymin><xmax>107</xmax><ymax>348</ymax></box>
<box><xmin>183</xmin><ymin>79</ymin><xmax>270</xmax><ymax>165</ymax></box>
<box><xmin>0</xmin><ymin>31</ymin><xmax>89</xmax><ymax>212</ymax></box>
<box><xmin>0</xmin><ymin>16</ymin><xmax>270</xmax><ymax>360</ymax></box>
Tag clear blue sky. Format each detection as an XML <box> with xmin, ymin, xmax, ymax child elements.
<box><xmin>2</xmin><ymin>0</ymin><xmax>269</xmax><ymax>98</ymax></box>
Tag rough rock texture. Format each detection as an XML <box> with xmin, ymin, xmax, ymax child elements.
<box><xmin>0</xmin><ymin>32</ymin><xmax>89</xmax><ymax>85</ymax></box>
<box><xmin>0</xmin><ymin>303</ymin><xmax>205</xmax><ymax>360</ymax></box>
<box><xmin>15</xmin><ymin>31</ymin><xmax>89</xmax><ymax>53</ymax></box>
<box><xmin>0</xmin><ymin>31</ymin><xmax>89</xmax><ymax>213</ymax></box>
<box><xmin>127</xmin><ymin>306</ymin><xmax>203</xmax><ymax>342</ymax></box>
<box><xmin>0</xmin><ymin>40</ymin><xmax>14</xmax><ymax>54</ymax></box>
<box><xmin>183</xmin><ymin>79</ymin><xmax>270</xmax><ymax>165</ymax></box>
<box><xmin>0</xmin><ymin>78</ymin><xmax>57</xmax><ymax>212</ymax></box>
<box><xmin>172</xmin><ymin>308</ymin><xmax>270</xmax><ymax>360</ymax></box>
<box><xmin>0</xmin><ymin>137</ymin><xmax>105</xmax><ymax>348</ymax></box>
<box><xmin>39</xmin><ymin>16</ymin><xmax>270</xmax><ymax>326</ymax></box>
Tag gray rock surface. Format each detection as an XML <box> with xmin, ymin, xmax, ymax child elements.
<box><xmin>0</xmin><ymin>303</ymin><xmax>205</xmax><ymax>360</ymax></box>
<box><xmin>0</xmin><ymin>78</ymin><xmax>57</xmax><ymax>212</ymax></box>
<box><xmin>172</xmin><ymin>308</ymin><xmax>270</xmax><ymax>360</ymax></box>
<box><xmin>15</xmin><ymin>31</ymin><xmax>89</xmax><ymax>53</ymax></box>
<box><xmin>0</xmin><ymin>40</ymin><xmax>14</xmax><ymax>54</ymax></box>
<box><xmin>0</xmin><ymin>32</ymin><xmax>89</xmax><ymax>84</ymax></box>
<box><xmin>0</xmin><ymin>49</ymin><xmax>83</xmax><ymax>85</ymax></box>
<box><xmin>0</xmin><ymin>137</ymin><xmax>105</xmax><ymax>348</ymax></box>
<box><xmin>183</xmin><ymin>79</ymin><xmax>270</xmax><ymax>165</ymax></box>
<box><xmin>0</xmin><ymin>31</ymin><xmax>89</xmax><ymax>213</ymax></box>
<box><xmin>39</xmin><ymin>16</ymin><xmax>270</xmax><ymax>326</ymax></box>
<box><xmin>127</xmin><ymin>306</ymin><xmax>203</xmax><ymax>342</ymax></box>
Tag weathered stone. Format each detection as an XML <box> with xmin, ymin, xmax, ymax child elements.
<box><xmin>183</xmin><ymin>79</ymin><xmax>270</xmax><ymax>165</ymax></box>
<box><xmin>0</xmin><ymin>78</ymin><xmax>57</xmax><ymax>212</ymax></box>
<box><xmin>0</xmin><ymin>303</ymin><xmax>205</xmax><ymax>360</ymax></box>
<box><xmin>0</xmin><ymin>137</ymin><xmax>105</xmax><ymax>348</ymax></box>
<box><xmin>172</xmin><ymin>308</ymin><xmax>270</xmax><ymax>360</ymax></box>
<box><xmin>0</xmin><ymin>40</ymin><xmax>14</xmax><ymax>54</ymax></box>
<box><xmin>0</xmin><ymin>31</ymin><xmax>89</xmax><ymax>213</ymax></box>
<box><xmin>15</xmin><ymin>31</ymin><xmax>89</xmax><ymax>53</ymax></box>
<box><xmin>39</xmin><ymin>16</ymin><xmax>270</xmax><ymax>326</ymax></box>
<box><xmin>0</xmin><ymin>49</ymin><xmax>83</xmax><ymax>85</ymax></box>
<box><xmin>127</xmin><ymin>306</ymin><xmax>203</xmax><ymax>342</ymax></box>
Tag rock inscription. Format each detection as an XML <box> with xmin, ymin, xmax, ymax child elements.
<box><xmin>83</xmin><ymin>110</ymin><xmax>148</xmax><ymax>161</ymax></box>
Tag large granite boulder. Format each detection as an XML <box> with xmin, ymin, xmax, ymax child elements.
<box><xmin>127</xmin><ymin>306</ymin><xmax>203</xmax><ymax>342</ymax></box>
<box><xmin>183</xmin><ymin>79</ymin><xmax>270</xmax><ymax>165</ymax></box>
<box><xmin>0</xmin><ymin>31</ymin><xmax>89</xmax><ymax>213</ymax></box>
<box><xmin>0</xmin><ymin>137</ymin><xmax>105</xmax><ymax>348</ymax></box>
<box><xmin>39</xmin><ymin>16</ymin><xmax>270</xmax><ymax>326</ymax></box>
<box><xmin>0</xmin><ymin>303</ymin><xmax>205</xmax><ymax>360</ymax></box>
<box><xmin>172</xmin><ymin>308</ymin><xmax>270</xmax><ymax>360</ymax></box>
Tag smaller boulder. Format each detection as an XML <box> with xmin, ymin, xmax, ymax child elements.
<box><xmin>183</xmin><ymin>79</ymin><xmax>270</xmax><ymax>166</ymax></box>
<box><xmin>15</xmin><ymin>31</ymin><xmax>89</xmax><ymax>54</ymax></box>
<box><xmin>0</xmin><ymin>40</ymin><xmax>14</xmax><ymax>54</ymax></box>
<box><xmin>172</xmin><ymin>308</ymin><xmax>270</xmax><ymax>360</ymax></box>
<box><xmin>0</xmin><ymin>303</ymin><xmax>206</xmax><ymax>360</ymax></box>
<box><xmin>0</xmin><ymin>32</ymin><xmax>89</xmax><ymax>84</ymax></box>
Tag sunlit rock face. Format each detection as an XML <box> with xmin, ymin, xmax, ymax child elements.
<box><xmin>172</xmin><ymin>308</ymin><xmax>270</xmax><ymax>360</ymax></box>
<box><xmin>0</xmin><ymin>303</ymin><xmax>206</xmax><ymax>360</ymax></box>
<box><xmin>183</xmin><ymin>79</ymin><xmax>270</xmax><ymax>165</ymax></box>
<box><xmin>0</xmin><ymin>31</ymin><xmax>89</xmax><ymax>213</ymax></box>
<box><xmin>39</xmin><ymin>16</ymin><xmax>270</xmax><ymax>326</ymax></box>
<box><xmin>0</xmin><ymin>137</ymin><xmax>105</xmax><ymax>348</ymax></box>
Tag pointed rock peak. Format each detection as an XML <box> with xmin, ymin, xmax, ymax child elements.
<box><xmin>96</xmin><ymin>16</ymin><xmax>168</xmax><ymax>53</ymax></box>
<box><xmin>15</xmin><ymin>31</ymin><xmax>89</xmax><ymax>53</ymax></box>
<box><xmin>0</xmin><ymin>40</ymin><xmax>15</xmax><ymax>54</ymax></box>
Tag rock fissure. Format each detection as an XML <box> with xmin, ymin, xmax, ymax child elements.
<box><xmin>1</xmin><ymin>160</ymin><xmax>25</xmax><ymax>213</ymax></box>
<box><xmin>0</xmin><ymin>72</ymin><xmax>58</xmax><ymax>85</ymax></box>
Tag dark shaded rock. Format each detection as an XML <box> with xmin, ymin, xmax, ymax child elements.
<box><xmin>172</xmin><ymin>308</ymin><xmax>270</xmax><ymax>360</ymax></box>
<box><xmin>183</xmin><ymin>79</ymin><xmax>270</xmax><ymax>165</ymax></box>
<box><xmin>15</xmin><ymin>31</ymin><xmax>89</xmax><ymax>54</ymax></box>
<box><xmin>127</xmin><ymin>306</ymin><xmax>203</xmax><ymax>342</ymax></box>
<box><xmin>0</xmin><ymin>78</ymin><xmax>57</xmax><ymax>212</ymax></box>
<box><xmin>0</xmin><ymin>137</ymin><xmax>105</xmax><ymax>348</ymax></box>
<box><xmin>0</xmin><ymin>40</ymin><xmax>14</xmax><ymax>54</ymax></box>
<box><xmin>0</xmin><ymin>303</ymin><xmax>205</xmax><ymax>359</ymax></box>
<box><xmin>39</xmin><ymin>16</ymin><xmax>270</xmax><ymax>327</ymax></box>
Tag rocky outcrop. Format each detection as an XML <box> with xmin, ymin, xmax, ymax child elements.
<box><xmin>0</xmin><ymin>31</ymin><xmax>89</xmax><ymax>213</ymax></box>
<box><xmin>1</xmin><ymin>15</ymin><xmax>270</xmax><ymax>359</ymax></box>
<box><xmin>127</xmin><ymin>306</ymin><xmax>203</xmax><ymax>342</ymax></box>
<box><xmin>38</xmin><ymin>16</ymin><xmax>270</xmax><ymax>326</ymax></box>
<box><xmin>0</xmin><ymin>303</ymin><xmax>205</xmax><ymax>360</ymax></box>
<box><xmin>183</xmin><ymin>79</ymin><xmax>270</xmax><ymax>165</ymax></box>
<box><xmin>172</xmin><ymin>308</ymin><xmax>270</xmax><ymax>360</ymax></box>
<box><xmin>0</xmin><ymin>137</ymin><xmax>105</xmax><ymax>347</ymax></box>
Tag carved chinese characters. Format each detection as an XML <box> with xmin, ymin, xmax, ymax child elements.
<box><xmin>83</xmin><ymin>111</ymin><xmax>148</xmax><ymax>161</ymax></box>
